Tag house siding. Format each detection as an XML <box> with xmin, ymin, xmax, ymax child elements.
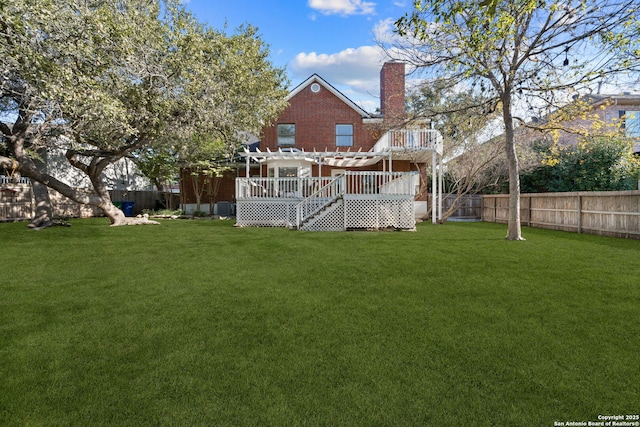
<box><xmin>179</xmin><ymin>168</ymin><xmax>246</xmax><ymax>206</ymax></box>
<box><xmin>551</xmin><ymin>95</ymin><xmax>640</xmax><ymax>149</ymax></box>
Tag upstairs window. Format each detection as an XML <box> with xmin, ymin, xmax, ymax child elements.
<box><xmin>336</xmin><ymin>124</ymin><xmax>353</xmax><ymax>147</ymax></box>
<box><xmin>278</xmin><ymin>124</ymin><xmax>296</xmax><ymax>146</ymax></box>
<box><xmin>620</xmin><ymin>110</ymin><xmax>640</xmax><ymax>137</ymax></box>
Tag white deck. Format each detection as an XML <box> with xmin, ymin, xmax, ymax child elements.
<box><xmin>236</xmin><ymin>172</ymin><xmax>418</xmax><ymax>231</ymax></box>
<box><xmin>236</xmin><ymin>128</ymin><xmax>445</xmax><ymax>230</ymax></box>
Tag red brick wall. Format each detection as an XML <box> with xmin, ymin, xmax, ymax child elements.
<box><xmin>380</xmin><ymin>62</ymin><xmax>405</xmax><ymax>120</ymax></box>
<box><xmin>180</xmin><ymin>168</ymin><xmax>245</xmax><ymax>204</ymax></box>
<box><xmin>261</xmin><ymin>82</ymin><xmax>379</xmax><ymax>152</ymax></box>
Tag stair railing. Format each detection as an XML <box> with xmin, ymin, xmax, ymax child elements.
<box><xmin>295</xmin><ymin>174</ymin><xmax>345</xmax><ymax>228</ymax></box>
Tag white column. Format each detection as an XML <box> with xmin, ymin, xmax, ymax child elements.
<box><xmin>432</xmin><ymin>151</ymin><xmax>437</xmax><ymax>224</ymax></box>
<box><xmin>438</xmin><ymin>154</ymin><xmax>443</xmax><ymax>221</ymax></box>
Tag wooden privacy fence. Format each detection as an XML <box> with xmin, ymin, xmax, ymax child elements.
<box><xmin>482</xmin><ymin>191</ymin><xmax>640</xmax><ymax>239</ymax></box>
<box><xmin>443</xmin><ymin>194</ymin><xmax>482</xmax><ymax>219</ymax></box>
<box><xmin>1</xmin><ymin>182</ymin><xmax>161</xmax><ymax>221</ymax></box>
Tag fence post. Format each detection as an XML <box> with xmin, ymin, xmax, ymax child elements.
<box><xmin>577</xmin><ymin>195</ymin><xmax>582</xmax><ymax>234</ymax></box>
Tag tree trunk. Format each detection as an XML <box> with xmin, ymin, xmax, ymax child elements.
<box><xmin>7</xmin><ymin>136</ymin><xmax>159</xmax><ymax>227</ymax></box>
<box><xmin>502</xmin><ymin>97</ymin><xmax>524</xmax><ymax>240</ymax></box>
<box><xmin>28</xmin><ymin>180</ymin><xmax>55</xmax><ymax>229</ymax></box>
<box><xmin>89</xmin><ymin>171</ymin><xmax>160</xmax><ymax>226</ymax></box>
<box><xmin>26</xmin><ymin>154</ymin><xmax>56</xmax><ymax>229</ymax></box>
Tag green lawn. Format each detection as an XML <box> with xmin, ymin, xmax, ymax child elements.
<box><xmin>1</xmin><ymin>219</ymin><xmax>638</xmax><ymax>426</ymax></box>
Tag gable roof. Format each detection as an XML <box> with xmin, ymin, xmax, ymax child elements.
<box><xmin>288</xmin><ymin>74</ymin><xmax>375</xmax><ymax>119</ymax></box>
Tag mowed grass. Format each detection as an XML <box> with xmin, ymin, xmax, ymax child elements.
<box><xmin>0</xmin><ymin>219</ymin><xmax>638</xmax><ymax>426</ymax></box>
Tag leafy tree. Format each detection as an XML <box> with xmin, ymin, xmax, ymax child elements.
<box><xmin>521</xmin><ymin>136</ymin><xmax>640</xmax><ymax>192</ymax></box>
<box><xmin>1</xmin><ymin>0</ymin><xmax>288</xmax><ymax>226</ymax></box>
<box><xmin>394</xmin><ymin>0</ymin><xmax>640</xmax><ymax>239</ymax></box>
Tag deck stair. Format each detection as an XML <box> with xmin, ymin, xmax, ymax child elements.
<box><xmin>295</xmin><ymin>174</ymin><xmax>345</xmax><ymax>230</ymax></box>
<box><xmin>298</xmin><ymin>198</ymin><xmax>344</xmax><ymax>231</ymax></box>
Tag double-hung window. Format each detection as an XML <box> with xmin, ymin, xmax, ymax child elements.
<box><xmin>278</xmin><ymin>124</ymin><xmax>296</xmax><ymax>146</ymax></box>
<box><xmin>336</xmin><ymin>124</ymin><xmax>353</xmax><ymax>147</ymax></box>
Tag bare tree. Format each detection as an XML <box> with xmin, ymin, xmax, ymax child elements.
<box><xmin>406</xmin><ymin>80</ymin><xmax>506</xmax><ymax>222</ymax></box>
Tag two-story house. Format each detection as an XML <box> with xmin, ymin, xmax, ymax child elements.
<box><xmin>233</xmin><ymin>62</ymin><xmax>444</xmax><ymax>230</ymax></box>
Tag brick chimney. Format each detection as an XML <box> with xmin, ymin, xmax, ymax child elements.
<box><xmin>380</xmin><ymin>61</ymin><xmax>405</xmax><ymax>120</ymax></box>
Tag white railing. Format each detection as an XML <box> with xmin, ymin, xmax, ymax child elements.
<box><xmin>237</xmin><ymin>172</ymin><xmax>418</xmax><ymax>201</ymax></box>
<box><xmin>1</xmin><ymin>175</ymin><xmax>30</xmax><ymax>184</ymax></box>
<box><xmin>236</xmin><ymin>177</ymin><xmax>335</xmax><ymax>200</ymax></box>
<box><xmin>295</xmin><ymin>174</ymin><xmax>344</xmax><ymax>228</ymax></box>
<box><xmin>293</xmin><ymin>171</ymin><xmax>418</xmax><ymax>228</ymax></box>
<box><xmin>236</xmin><ymin>171</ymin><xmax>419</xmax><ymax>230</ymax></box>
<box><xmin>344</xmin><ymin>171</ymin><xmax>417</xmax><ymax>196</ymax></box>
<box><xmin>373</xmin><ymin>128</ymin><xmax>444</xmax><ymax>155</ymax></box>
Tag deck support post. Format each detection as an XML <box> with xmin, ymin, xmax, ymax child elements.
<box><xmin>432</xmin><ymin>151</ymin><xmax>437</xmax><ymax>224</ymax></box>
<box><xmin>438</xmin><ymin>154</ymin><xmax>443</xmax><ymax>221</ymax></box>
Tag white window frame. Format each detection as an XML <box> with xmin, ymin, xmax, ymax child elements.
<box><xmin>336</xmin><ymin>124</ymin><xmax>353</xmax><ymax>147</ymax></box>
<box><xmin>277</xmin><ymin>124</ymin><xmax>296</xmax><ymax>146</ymax></box>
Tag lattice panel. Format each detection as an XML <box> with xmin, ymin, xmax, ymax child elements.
<box><xmin>301</xmin><ymin>199</ymin><xmax>344</xmax><ymax>231</ymax></box>
<box><xmin>237</xmin><ymin>197</ymin><xmax>415</xmax><ymax>231</ymax></box>
<box><xmin>236</xmin><ymin>200</ymin><xmax>297</xmax><ymax>227</ymax></box>
<box><xmin>385</xmin><ymin>199</ymin><xmax>415</xmax><ymax>229</ymax></box>
<box><xmin>344</xmin><ymin>198</ymin><xmax>415</xmax><ymax>230</ymax></box>
<box><xmin>345</xmin><ymin>199</ymin><xmax>378</xmax><ymax>229</ymax></box>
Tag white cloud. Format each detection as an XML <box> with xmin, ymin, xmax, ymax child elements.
<box><xmin>286</xmin><ymin>17</ymin><xmax>421</xmax><ymax>112</ymax></box>
<box><xmin>292</xmin><ymin>46</ymin><xmax>385</xmax><ymax>89</ymax></box>
<box><xmin>290</xmin><ymin>45</ymin><xmax>389</xmax><ymax>111</ymax></box>
<box><xmin>373</xmin><ymin>18</ymin><xmax>397</xmax><ymax>44</ymax></box>
<box><xmin>308</xmin><ymin>0</ymin><xmax>376</xmax><ymax>16</ymax></box>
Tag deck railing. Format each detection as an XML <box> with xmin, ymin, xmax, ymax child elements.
<box><xmin>295</xmin><ymin>174</ymin><xmax>344</xmax><ymax>228</ymax></box>
<box><xmin>344</xmin><ymin>171</ymin><xmax>417</xmax><ymax>196</ymax></box>
<box><xmin>236</xmin><ymin>171</ymin><xmax>419</xmax><ymax>230</ymax></box>
<box><xmin>1</xmin><ymin>175</ymin><xmax>30</xmax><ymax>184</ymax></box>
<box><xmin>236</xmin><ymin>172</ymin><xmax>418</xmax><ymax>201</ymax></box>
<box><xmin>293</xmin><ymin>172</ymin><xmax>417</xmax><ymax>228</ymax></box>
<box><xmin>373</xmin><ymin>129</ymin><xmax>444</xmax><ymax>154</ymax></box>
<box><xmin>236</xmin><ymin>177</ymin><xmax>335</xmax><ymax>200</ymax></box>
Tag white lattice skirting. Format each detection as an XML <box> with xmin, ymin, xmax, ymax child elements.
<box><xmin>235</xmin><ymin>199</ymin><xmax>298</xmax><ymax>227</ymax></box>
<box><xmin>236</xmin><ymin>196</ymin><xmax>415</xmax><ymax>231</ymax></box>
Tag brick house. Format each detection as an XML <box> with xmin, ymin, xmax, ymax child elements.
<box><xmin>181</xmin><ymin>62</ymin><xmax>444</xmax><ymax>229</ymax></box>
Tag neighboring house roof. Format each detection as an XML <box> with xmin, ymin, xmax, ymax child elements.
<box><xmin>581</xmin><ymin>93</ymin><xmax>640</xmax><ymax>108</ymax></box>
<box><xmin>288</xmin><ymin>74</ymin><xmax>377</xmax><ymax>120</ymax></box>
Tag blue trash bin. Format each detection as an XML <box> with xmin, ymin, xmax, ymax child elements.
<box><xmin>121</xmin><ymin>201</ymin><xmax>135</xmax><ymax>217</ymax></box>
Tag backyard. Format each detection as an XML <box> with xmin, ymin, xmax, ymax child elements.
<box><xmin>1</xmin><ymin>219</ymin><xmax>638</xmax><ymax>425</ymax></box>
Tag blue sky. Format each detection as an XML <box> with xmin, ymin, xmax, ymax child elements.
<box><xmin>180</xmin><ymin>0</ymin><xmax>412</xmax><ymax>113</ymax></box>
